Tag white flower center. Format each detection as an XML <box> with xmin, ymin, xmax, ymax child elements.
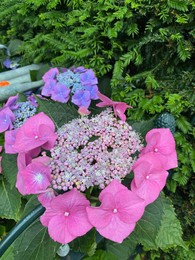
<box><xmin>113</xmin><ymin>208</ymin><xmax>118</xmax><ymax>213</ymax></box>
<box><xmin>154</xmin><ymin>148</ymin><xmax>158</xmax><ymax>152</ymax></box>
<box><xmin>34</xmin><ymin>173</ymin><xmax>43</xmax><ymax>183</ymax></box>
<box><xmin>64</xmin><ymin>212</ymin><xmax>70</xmax><ymax>217</ymax></box>
<box><xmin>146</xmin><ymin>175</ymin><xmax>150</xmax><ymax>180</ymax></box>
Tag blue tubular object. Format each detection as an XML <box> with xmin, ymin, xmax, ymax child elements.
<box><xmin>0</xmin><ymin>204</ymin><xmax>45</xmax><ymax>257</ymax></box>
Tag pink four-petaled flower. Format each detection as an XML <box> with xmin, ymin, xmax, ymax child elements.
<box><xmin>13</xmin><ymin>112</ymin><xmax>57</xmax><ymax>153</ymax></box>
<box><xmin>139</xmin><ymin>128</ymin><xmax>177</xmax><ymax>170</ymax></box>
<box><xmin>86</xmin><ymin>180</ymin><xmax>145</xmax><ymax>243</ymax></box>
<box><xmin>40</xmin><ymin>188</ymin><xmax>92</xmax><ymax>244</ymax></box>
<box><xmin>131</xmin><ymin>154</ymin><xmax>169</xmax><ymax>205</ymax></box>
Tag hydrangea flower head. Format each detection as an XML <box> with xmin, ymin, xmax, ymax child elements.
<box><xmin>13</xmin><ymin>112</ymin><xmax>57</xmax><ymax>153</ymax></box>
<box><xmin>139</xmin><ymin>128</ymin><xmax>177</xmax><ymax>170</ymax></box>
<box><xmin>131</xmin><ymin>153</ymin><xmax>169</xmax><ymax>205</ymax></box>
<box><xmin>50</xmin><ymin>109</ymin><xmax>143</xmax><ymax>192</ymax></box>
<box><xmin>96</xmin><ymin>92</ymin><xmax>132</xmax><ymax>121</ymax></box>
<box><xmin>41</xmin><ymin>67</ymin><xmax>99</xmax><ymax>108</ymax></box>
<box><xmin>40</xmin><ymin>188</ymin><xmax>92</xmax><ymax>244</ymax></box>
<box><xmin>86</xmin><ymin>180</ymin><xmax>145</xmax><ymax>243</ymax></box>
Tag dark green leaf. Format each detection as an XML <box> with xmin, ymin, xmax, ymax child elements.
<box><xmin>106</xmin><ymin>234</ymin><xmax>137</xmax><ymax>260</ymax></box>
<box><xmin>0</xmin><ymin>178</ymin><xmax>21</xmax><ymax>220</ymax></box>
<box><xmin>83</xmin><ymin>249</ymin><xmax>117</xmax><ymax>260</ymax></box>
<box><xmin>35</xmin><ymin>96</ymin><xmax>78</xmax><ymax>129</ymax></box>
<box><xmin>13</xmin><ymin>221</ymin><xmax>60</xmax><ymax>260</ymax></box>
<box><xmin>132</xmin><ymin>194</ymin><xmax>164</xmax><ymax>249</ymax></box>
<box><xmin>1</xmin><ymin>153</ymin><xmax>18</xmax><ymax>189</ymax></box>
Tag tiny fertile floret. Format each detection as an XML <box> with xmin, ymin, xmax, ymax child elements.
<box><xmin>50</xmin><ymin>109</ymin><xmax>143</xmax><ymax>191</ymax></box>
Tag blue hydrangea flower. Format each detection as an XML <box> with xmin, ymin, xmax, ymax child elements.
<box><xmin>72</xmin><ymin>90</ymin><xmax>91</xmax><ymax>108</ymax></box>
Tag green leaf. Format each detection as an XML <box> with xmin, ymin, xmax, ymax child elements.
<box><xmin>84</xmin><ymin>249</ymin><xmax>117</xmax><ymax>260</ymax></box>
<box><xmin>106</xmin><ymin>235</ymin><xmax>137</xmax><ymax>260</ymax></box>
<box><xmin>7</xmin><ymin>39</ymin><xmax>23</xmax><ymax>56</ymax></box>
<box><xmin>36</xmin><ymin>96</ymin><xmax>78</xmax><ymax>129</ymax></box>
<box><xmin>133</xmin><ymin>194</ymin><xmax>164</xmax><ymax>249</ymax></box>
<box><xmin>21</xmin><ymin>195</ymin><xmax>40</xmax><ymax>218</ymax></box>
<box><xmin>1</xmin><ymin>246</ymin><xmax>14</xmax><ymax>260</ymax></box>
<box><xmin>155</xmin><ymin>197</ymin><xmax>186</xmax><ymax>249</ymax></box>
<box><xmin>129</xmin><ymin>118</ymin><xmax>155</xmax><ymax>139</ymax></box>
<box><xmin>70</xmin><ymin>229</ymin><xmax>97</xmax><ymax>257</ymax></box>
<box><xmin>0</xmin><ymin>178</ymin><xmax>21</xmax><ymax>220</ymax></box>
<box><xmin>13</xmin><ymin>221</ymin><xmax>60</xmax><ymax>260</ymax></box>
<box><xmin>1</xmin><ymin>153</ymin><xmax>18</xmax><ymax>189</ymax></box>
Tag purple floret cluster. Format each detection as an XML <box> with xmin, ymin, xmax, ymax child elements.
<box><xmin>41</xmin><ymin>67</ymin><xmax>99</xmax><ymax>108</ymax></box>
<box><xmin>50</xmin><ymin>109</ymin><xmax>143</xmax><ymax>192</ymax></box>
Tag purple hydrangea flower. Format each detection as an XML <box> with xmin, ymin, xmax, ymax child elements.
<box><xmin>42</xmin><ymin>79</ymin><xmax>57</xmax><ymax>97</ymax></box>
<box><xmin>0</xmin><ymin>107</ymin><xmax>15</xmax><ymax>133</ymax></box>
<box><xmin>72</xmin><ymin>90</ymin><xmax>91</xmax><ymax>108</ymax></box>
<box><xmin>85</xmin><ymin>85</ymin><xmax>99</xmax><ymax>100</ymax></box>
<box><xmin>42</xmin><ymin>68</ymin><xmax>59</xmax><ymax>82</ymax></box>
<box><xmin>51</xmin><ymin>83</ymin><xmax>70</xmax><ymax>103</ymax></box>
<box><xmin>80</xmin><ymin>69</ymin><xmax>98</xmax><ymax>86</ymax></box>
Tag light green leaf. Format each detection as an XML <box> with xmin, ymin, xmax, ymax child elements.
<box><xmin>0</xmin><ymin>178</ymin><xmax>21</xmax><ymax>220</ymax></box>
<box><xmin>36</xmin><ymin>96</ymin><xmax>78</xmax><ymax>129</ymax></box>
<box><xmin>13</xmin><ymin>221</ymin><xmax>60</xmax><ymax>260</ymax></box>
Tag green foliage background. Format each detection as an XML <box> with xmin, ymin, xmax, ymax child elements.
<box><xmin>0</xmin><ymin>0</ymin><xmax>195</xmax><ymax>259</ymax></box>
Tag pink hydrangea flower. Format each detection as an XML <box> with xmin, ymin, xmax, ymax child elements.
<box><xmin>96</xmin><ymin>92</ymin><xmax>132</xmax><ymax>121</ymax></box>
<box><xmin>86</xmin><ymin>180</ymin><xmax>145</xmax><ymax>243</ymax></box>
<box><xmin>139</xmin><ymin>128</ymin><xmax>178</xmax><ymax>170</ymax></box>
<box><xmin>40</xmin><ymin>188</ymin><xmax>92</xmax><ymax>244</ymax></box>
<box><xmin>0</xmin><ymin>146</ymin><xmax>2</xmax><ymax>174</ymax></box>
<box><xmin>13</xmin><ymin>112</ymin><xmax>57</xmax><ymax>153</ymax></box>
<box><xmin>16</xmin><ymin>160</ymin><xmax>52</xmax><ymax>195</ymax></box>
<box><xmin>131</xmin><ymin>153</ymin><xmax>169</xmax><ymax>205</ymax></box>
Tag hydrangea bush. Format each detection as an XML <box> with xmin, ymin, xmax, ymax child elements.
<box><xmin>0</xmin><ymin>67</ymin><xmax>181</xmax><ymax>259</ymax></box>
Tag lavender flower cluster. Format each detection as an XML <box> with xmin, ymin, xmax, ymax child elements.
<box><xmin>50</xmin><ymin>109</ymin><xmax>143</xmax><ymax>192</ymax></box>
<box><xmin>42</xmin><ymin>67</ymin><xmax>99</xmax><ymax>108</ymax></box>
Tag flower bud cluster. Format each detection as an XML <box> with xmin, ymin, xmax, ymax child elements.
<box><xmin>50</xmin><ymin>109</ymin><xmax>143</xmax><ymax>191</ymax></box>
<box><xmin>13</xmin><ymin>101</ymin><xmax>36</xmax><ymax>128</ymax></box>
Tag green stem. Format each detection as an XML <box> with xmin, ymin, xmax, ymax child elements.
<box><xmin>0</xmin><ymin>204</ymin><xmax>45</xmax><ymax>257</ymax></box>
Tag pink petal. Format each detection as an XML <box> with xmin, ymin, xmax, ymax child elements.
<box><xmin>50</xmin><ymin>188</ymin><xmax>89</xmax><ymax>212</ymax></box>
<box><xmin>13</xmin><ymin>113</ymin><xmax>57</xmax><ymax>153</ymax></box>
<box><xmin>99</xmin><ymin>179</ymin><xmax>128</xmax><ymax>201</ymax></box>
<box><xmin>97</xmin><ymin>215</ymin><xmax>136</xmax><ymax>243</ymax></box>
<box><xmin>4</xmin><ymin>129</ymin><xmax>19</xmax><ymax>154</ymax></box>
<box><xmin>38</xmin><ymin>188</ymin><xmax>56</xmax><ymax>207</ymax></box>
<box><xmin>115</xmin><ymin>190</ymin><xmax>145</xmax><ymax>223</ymax></box>
<box><xmin>78</xmin><ymin>106</ymin><xmax>91</xmax><ymax>116</ymax></box>
<box><xmin>86</xmin><ymin>207</ymin><xmax>112</xmax><ymax>229</ymax></box>
<box><xmin>48</xmin><ymin>215</ymin><xmax>76</xmax><ymax>244</ymax></box>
